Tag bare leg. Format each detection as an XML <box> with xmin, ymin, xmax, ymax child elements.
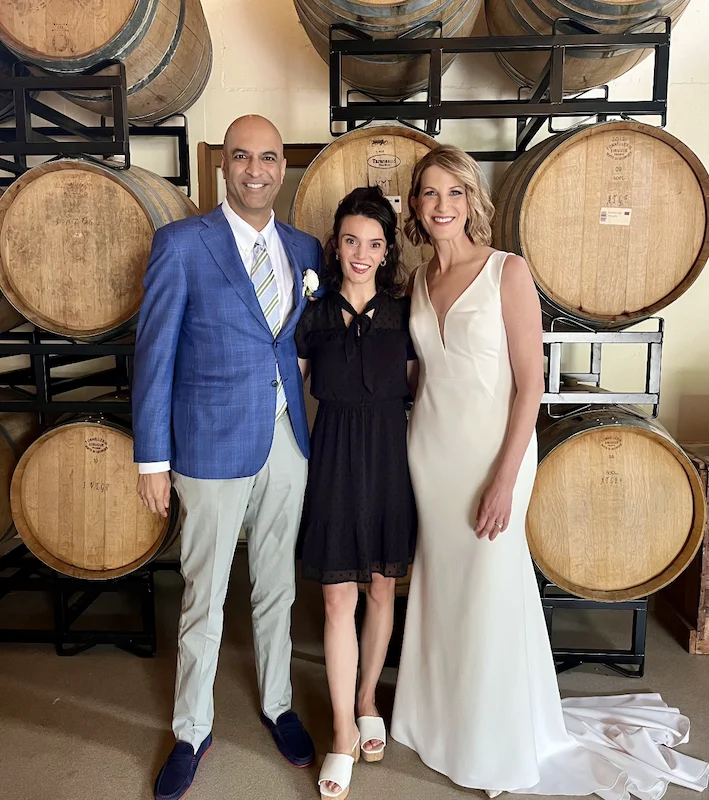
<box><xmin>357</xmin><ymin>574</ymin><xmax>395</xmax><ymax>751</ymax></box>
<box><xmin>322</xmin><ymin>582</ymin><xmax>360</xmax><ymax>793</ymax></box>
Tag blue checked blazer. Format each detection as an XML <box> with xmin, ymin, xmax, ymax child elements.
<box><xmin>132</xmin><ymin>205</ymin><xmax>323</xmax><ymax>479</ymax></box>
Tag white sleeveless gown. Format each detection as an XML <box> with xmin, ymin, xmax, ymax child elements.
<box><xmin>390</xmin><ymin>252</ymin><xmax>709</xmax><ymax>797</ymax></box>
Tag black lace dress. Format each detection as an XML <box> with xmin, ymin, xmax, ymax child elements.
<box><xmin>295</xmin><ymin>291</ymin><xmax>417</xmax><ymax>584</ymax></box>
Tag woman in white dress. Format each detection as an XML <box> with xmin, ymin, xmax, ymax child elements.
<box><xmin>390</xmin><ymin>144</ymin><xmax>709</xmax><ymax>799</ymax></box>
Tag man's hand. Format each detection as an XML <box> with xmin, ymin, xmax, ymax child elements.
<box><xmin>137</xmin><ymin>472</ymin><xmax>171</xmax><ymax>518</ymax></box>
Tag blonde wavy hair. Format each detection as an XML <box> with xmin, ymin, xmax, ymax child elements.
<box><xmin>405</xmin><ymin>145</ymin><xmax>495</xmax><ymax>247</ymax></box>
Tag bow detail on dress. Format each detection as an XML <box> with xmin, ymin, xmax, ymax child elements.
<box><xmin>334</xmin><ymin>293</ymin><xmax>380</xmax><ymax>394</ymax></box>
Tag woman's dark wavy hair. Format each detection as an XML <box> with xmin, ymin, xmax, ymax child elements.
<box><xmin>322</xmin><ymin>185</ymin><xmax>405</xmax><ymax>295</ymax></box>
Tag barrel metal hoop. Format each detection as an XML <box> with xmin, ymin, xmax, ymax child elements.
<box><xmin>537</xmin><ymin>406</ymin><xmax>665</xmax><ymax>462</ymax></box>
<box><xmin>329</xmin><ymin>0</ymin><xmax>466</xmax><ymax>21</ymax></box>
<box><xmin>123</xmin><ymin>0</ymin><xmax>188</xmax><ymax>95</ymax></box>
<box><xmin>61</xmin><ymin>0</ymin><xmax>188</xmax><ymax>102</ymax></box>
<box><xmin>128</xmin><ymin>24</ymin><xmax>213</xmax><ymax>121</ymax></box>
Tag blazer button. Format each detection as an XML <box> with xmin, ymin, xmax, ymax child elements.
<box><xmin>271</xmin><ymin>380</ymin><xmax>278</xmax><ymax>388</ymax></box>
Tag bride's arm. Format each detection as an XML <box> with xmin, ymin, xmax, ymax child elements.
<box><xmin>498</xmin><ymin>254</ymin><xmax>544</xmax><ymax>480</ymax></box>
<box><xmin>474</xmin><ymin>254</ymin><xmax>544</xmax><ymax>540</ymax></box>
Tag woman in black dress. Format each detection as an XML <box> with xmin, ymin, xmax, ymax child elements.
<box><xmin>295</xmin><ymin>186</ymin><xmax>417</xmax><ymax>799</ymax></box>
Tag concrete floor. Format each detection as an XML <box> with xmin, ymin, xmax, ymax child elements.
<box><xmin>0</xmin><ymin>549</ymin><xmax>707</xmax><ymax>800</ymax></box>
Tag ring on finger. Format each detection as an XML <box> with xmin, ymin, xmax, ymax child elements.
<box><xmin>495</xmin><ymin>521</ymin><xmax>504</xmax><ymax>529</ymax></box>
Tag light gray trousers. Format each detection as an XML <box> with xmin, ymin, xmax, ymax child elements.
<box><xmin>171</xmin><ymin>417</ymin><xmax>308</xmax><ymax>749</ymax></box>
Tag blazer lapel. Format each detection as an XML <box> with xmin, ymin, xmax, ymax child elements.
<box><xmin>200</xmin><ymin>208</ymin><xmax>271</xmax><ymax>333</ymax></box>
<box><xmin>276</xmin><ymin>221</ymin><xmax>305</xmax><ymax>338</ymax></box>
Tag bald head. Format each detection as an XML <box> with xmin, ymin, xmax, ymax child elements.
<box><xmin>223</xmin><ymin>115</ymin><xmax>283</xmax><ymax>159</ymax></box>
<box><xmin>220</xmin><ymin>115</ymin><xmax>287</xmax><ymax>230</ymax></box>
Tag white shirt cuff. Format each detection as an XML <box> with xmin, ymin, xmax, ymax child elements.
<box><xmin>138</xmin><ymin>461</ymin><xmax>171</xmax><ymax>474</ymax></box>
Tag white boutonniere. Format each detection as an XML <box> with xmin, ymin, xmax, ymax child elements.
<box><xmin>302</xmin><ymin>269</ymin><xmax>319</xmax><ymax>298</ymax></box>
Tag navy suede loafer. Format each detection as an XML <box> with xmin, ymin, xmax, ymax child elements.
<box><xmin>154</xmin><ymin>733</ymin><xmax>212</xmax><ymax>800</ymax></box>
<box><xmin>260</xmin><ymin>711</ymin><xmax>314</xmax><ymax>767</ymax></box>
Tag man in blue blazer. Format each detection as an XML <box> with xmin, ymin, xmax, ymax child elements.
<box><xmin>132</xmin><ymin>115</ymin><xmax>322</xmax><ymax>800</ymax></box>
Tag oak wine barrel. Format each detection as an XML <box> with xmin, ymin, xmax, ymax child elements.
<box><xmin>10</xmin><ymin>417</ymin><xmax>180</xmax><ymax>579</ymax></box>
<box><xmin>0</xmin><ymin>0</ymin><xmax>212</xmax><ymax>122</ymax></box>
<box><xmin>295</xmin><ymin>0</ymin><xmax>482</xmax><ymax>99</ymax></box>
<box><xmin>0</xmin><ymin>159</ymin><xmax>199</xmax><ymax>341</ymax></box>
<box><xmin>493</xmin><ymin>121</ymin><xmax>709</xmax><ymax>328</ymax></box>
<box><xmin>290</xmin><ymin>125</ymin><xmax>436</xmax><ymax>275</ymax></box>
<box><xmin>485</xmin><ymin>0</ymin><xmax>691</xmax><ymax>93</ymax></box>
<box><xmin>527</xmin><ymin>406</ymin><xmax>707</xmax><ymax>602</ymax></box>
<box><xmin>0</xmin><ymin>390</ymin><xmax>41</xmax><ymax>544</ymax></box>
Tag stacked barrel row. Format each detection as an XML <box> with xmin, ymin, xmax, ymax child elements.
<box><xmin>3</xmin><ymin>0</ymin><xmax>680</xmax><ymax>108</ymax></box>
<box><xmin>0</xmin><ymin>158</ymin><xmax>197</xmax><ymax>577</ymax></box>
<box><xmin>0</xmin><ymin>160</ymin><xmax>194</xmax><ymax>578</ymax></box>
<box><xmin>493</xmin><ymin>120</ymin><xmax>709</xmax><ymax>602</ymax></box>
<box><xmin>0</xmin><ymin>0</ymin><xmax>212</xmax><ymax>123</ymax></box>
<box><xmin>296</xmin><ymin>0</ymin><xmax>691</xmax><ymax>99</ymax></box>
<box><xmin>0</xmin><ymin>0</ymin><xmax>694</xmax><ymax>114</ymax></box>
<box><xmin>0</xmin><ymin>2</ymin><xmax>215</xmax><ymax>576</ymax></box>
<box><xmin>289</xmin><ymin>121</ymin><xmax>709</xmax><ymax>602</ymax></box>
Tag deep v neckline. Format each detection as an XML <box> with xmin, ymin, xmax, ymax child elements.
<box><xmin>424</xmin><ymin>253</ymin><xmax>495</xmax><ymax>351</ymax></box>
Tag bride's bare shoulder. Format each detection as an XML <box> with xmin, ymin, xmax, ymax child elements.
<box><xmin>499</xmin><ymin>253</ymin><xmax>538</xmax><ymax>308</ymax></box>
<box><xmin>500</xmin><ymin>252</ymin><xmax>530</xmax><ymax>273</ymax></box>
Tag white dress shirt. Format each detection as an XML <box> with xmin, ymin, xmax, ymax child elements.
<box><xmin>139</xmin><ymin>200</ymin><xmax>296</xmax><ymax>474</ymax></box>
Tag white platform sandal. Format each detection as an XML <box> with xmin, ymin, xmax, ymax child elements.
<box><xmin>318</xmin><ymin>737</ymin><xmax>360</xmax><ymax>800</ymax></box>
<box><xmin>356</xmin><ymin>716</ymin><xmax>386</xmax><ymax>763</ymax></box>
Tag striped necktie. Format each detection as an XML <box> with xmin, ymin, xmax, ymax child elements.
<box><xmin>252</xmin><ymin>234</ymin><xmax>287</xmax><ymax>420</ymax></box>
